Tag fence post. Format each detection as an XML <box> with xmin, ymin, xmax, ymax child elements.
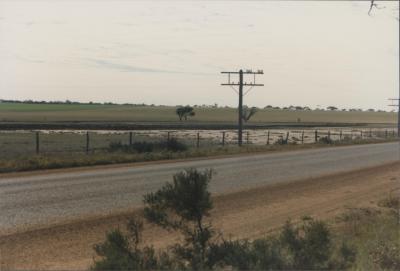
<box><xmin>267</xmin><ymin>130</ymin><xmax>270</xmax><ymax>145</ymax></box>
<box><xmin>35</xmin><ymin>131</ymin><xmax>40</xmax><ymax>154</ymax></box>
<box><xmin>196</xmin><ymin>132</ymin><xmax>200</xmax><ymax>148</ymax></box>
<box><xmin>222</xmin><ymin>132</ymin><xmax>225</xmax><ymax>146</ymax></box>
<box><xmin>286</xmin><ymin>131</ymin><xmax>289</xmax><ymax>143</ymax></box>
<box><xmin>301</xmin><ymin>131</ymin><xmax>304</xmax><ymax>144</ymax></box>
<box><xmin>360</xmin><ymin>130</ymin><xmax>363</xmax><ymax>139</ymax></box>
<box><xmin>328</xmin><ymin>130</ymin><xmax>331</xmax><ymax>140</ymax></box>
<box><xmin>369</xmin><ymin>129</ymin><xmax>372</xmax><ymax>138</ymax></box>
<box><xmin>167</xmin><ymin>131</ymin><xmax>170</xmax><ymax>142</ymax></box>
<box><xmin>246</xmin><ymin>131</ymin><xmax>250</xmax><ymax>144</ymax></box>
<box><xmin>340</xmin><ymin>130</ymin><xmax>342</xmax><ymax>141</ymax></box>
<box><xmin>129</xmin><ymin>132</ymin><xmax>133</xmax><ymax>146</ymax></box>
<box><xmin>86</xmin><ymin>131</ymin><xmax>90</xmax><ymax>154</ymax></box>
<box><xmin>315</xmin><ymin>130</ymin><xmax>318</xmax><ymax>143</ymax></box>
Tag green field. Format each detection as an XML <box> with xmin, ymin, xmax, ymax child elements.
<box><xmin>0</xmin><ymin>102</ymin><xmax>396</xmax><ymax>124</ymax></box>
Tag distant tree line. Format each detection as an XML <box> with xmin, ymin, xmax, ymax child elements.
<box><xmin>0</xmin><ymin>99</ymin><xmax>163</xmax><ymax>107</ymax></box>
<box><xmin>0</xmin><ymin>99</ymin><xmax>391</xmax><ymax>113</ymax></box>
<box><xmin>263</xmin><ymin>105</ymin><xmax>389</xmax><ymax>113</ymax></box>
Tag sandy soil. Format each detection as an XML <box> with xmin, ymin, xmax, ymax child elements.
<box><xmin>1</xmin><ymin>162</ymin><xmax>399</xmax><ymax>270</ymax></box>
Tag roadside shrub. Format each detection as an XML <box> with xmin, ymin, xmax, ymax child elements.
<box><xmin>318</xmin><ymin>136</ymin><xmax>334</xmax><ymax>144</ymax></box>
<box><xmin>92</xmin><ymin>221</ymin><xmax>159</xmax><ymax>270</ymax></box>
<box><xmin>109</xmin><ymin>141</ymin><xmax>155</xmax><ymax>153</ymax></box>
<box><xmin>108</xmin><ymin>138</ymin><xmax>187</xmax><ymax>154</ymax></box>
<box><xmin>159</xmin><ymin>137</ymin><xmax>188</xmax><ymax>152</ymax></box>
<box><xmin>280</xmin><ymin>217</ymin><xmax>332</xmax><ymax>269</ymax></box>
<box><xmin>93</xmin><ymin>169</ymin><xmax>359</xmax><ymax>271</ymax></box>
<box><xmin>143</xmin><ymin>168</ymin><xmax>214</xmax><ymax>270</ymax></box>
<box><xmin>208</xmin><ymin>237</ymin><xmax>286</xmax><ymax>270</ymax></box>
<box><xmin>274</xmin><ymin>136</ymin><xmax>288</xmax><ymax>145</ymax></box>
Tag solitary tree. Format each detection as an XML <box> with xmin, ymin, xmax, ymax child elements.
<box><xmin>143</xmin><ymin>168</ymin><xmax>215</xmax><ymax>270</ymax></box>
<box><xmin>176</xmin><ymin>106</ymin><xmax>196</xmax><ymax>121</ymax></box>
<box><xmin>327</xmin><ymin>106</ymin><xmax>338</xmax><ymax>111</ymax></box>
<box><xmin>242</xmin><ymin>106</ymin><xmax>257</xmax><ymax>122</ymax></box>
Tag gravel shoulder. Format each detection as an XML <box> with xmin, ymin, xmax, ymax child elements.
<box><xmin>1</xmin><ymin>162</ymin><xmax>399</xmax><ymax>270</ymax></box>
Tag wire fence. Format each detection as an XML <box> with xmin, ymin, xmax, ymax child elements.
<box><xmin>0</xmin><ymin>128</ymin><xmax>397</xmax><ymax>159</ymax></box>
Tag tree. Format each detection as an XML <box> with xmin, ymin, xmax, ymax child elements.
<box><xmin>242</xmin><ymin>106</ymin><xmax>257</xmax><ymax>122</ymax></box>
<box><xmin>327</xmin><ymin>106</ymin><xmax>338</xmax><ymax>111</ymax></box>
<box><xmin>176</xmin><ymin>106</ymin><xmax>195</xmax><ymax>121</ymax></box>
<box><xmin>143</xmin><ymin>168</ymin><xmax>214</xmax><ymax>270</ymax></box>
<box><xmin>295</xmin><ymin>106</ymin><xmax>304</xmax><ymax>111</ymax></box>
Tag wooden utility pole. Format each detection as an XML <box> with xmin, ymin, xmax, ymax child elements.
<box><xmin>221</xmin><ymin>69</ymin><xmax>264</xmax><ymax>146</ymax></box>
<box><xmin>86</xmin><ymin>131</ymin><xmax>90</xmax><ymax>154</ymax></box>
<box><xmin>35</xmin><ymin>131</ymin><xmax>40</xmax><ymax>154</ymax></box>
<box><xmin>388</xmin><ymin>98</ymin><xmax>400</xmax><ymax>138</ymax></box>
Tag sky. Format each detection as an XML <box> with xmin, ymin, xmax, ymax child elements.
<box><xmin>0</xmin><ymin>0</ymin><xmax>398</xmax><ymax>110</ymax></box>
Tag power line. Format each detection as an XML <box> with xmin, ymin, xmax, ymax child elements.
<box><xmin>221</xmin><ymin>69</ymin><xmax>264</xmax><ymax>146</ymax></box>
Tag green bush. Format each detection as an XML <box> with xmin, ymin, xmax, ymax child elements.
<box><xmin>143</xmin><ymin>168</ymin><xmax>214</xmax><ymax>270</ymax></box>
<box><xmin>207</xmin><ymin>237</ymin><xmax>286</xmax><ymax>270</ymax></box>
<box><xmin>92</xmin><ymin>228</ymin><xmax>158</xmax><ymax>270</ymax></box>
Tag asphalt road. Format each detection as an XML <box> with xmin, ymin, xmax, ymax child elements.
<box><xmin>1</xmin><ymin>142</ymin><xmax>399</xmax><ymax>234</ymax></box>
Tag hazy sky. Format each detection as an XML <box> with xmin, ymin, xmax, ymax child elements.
<box><xmin>0</xmin><ymin>1</ymin><xmax>398</xmax><ymax>110</ymax></box>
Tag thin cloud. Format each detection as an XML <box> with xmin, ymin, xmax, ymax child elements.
<box><xmin>86</xmin><ymin>58</ymin><xmax>213</xmax><ymax>76</ymax></box>
<box><xmin>15</xmin><ymin>55</ymin><xmax>45</xmax><ymax>64</ymax></box>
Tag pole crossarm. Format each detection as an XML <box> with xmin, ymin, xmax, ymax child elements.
<box><xmin>388</xmin><ymin>98</ymin><xmax>400</xmax><ymax>107</ymax></box>
<box><xmin>221</xmin><ymin>83</ymin><xmax>264</xmax><ymax>86</ymax></box>
<box><xmin>221</xmin><ymin>70</ymin><xmax>264</xmax><ymax>75</ymax></box>
<box><xmin>387</xmin><ymin>98</ymin><xmax>400</xmax><ymax>139</ymax></box>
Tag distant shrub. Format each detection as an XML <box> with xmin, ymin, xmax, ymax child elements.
<box><xmin>108</xmin><ymin>142</ymin><xmax>126</xmax><ymax>152</ymax></box>
<box><xmin>274</xmin><ymin>137</ymin><xmax>288</xmax><ymax>145</ymax></box>
<box><xmin>159</xmin><ymin>138</ymin><xmax>188</xmax><ymax>152</ymax></box>
<box><xmin>108</xmin><ymin>138</ymin><xmax>187</xmax><ymax>153</ymax></box>
<box><xmin>319</xmin><ymin>136</ymin><xmax>334</xmax><ymax>144</ymax></box>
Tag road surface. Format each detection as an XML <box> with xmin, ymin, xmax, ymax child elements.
<box><xmin>1</xmin><ymin>142</ymin><xmax>399</xmax><ymax>234</ymax></box>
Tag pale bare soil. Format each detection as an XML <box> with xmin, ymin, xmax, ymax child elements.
<box><xmin>1</xmin><ymin>162</ymin><xmax>399</xmax><ymax>270</ymax></box>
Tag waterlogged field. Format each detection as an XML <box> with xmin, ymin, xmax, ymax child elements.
<box><xmin>0</xmin><ymin>127</ymin><xmax>397</xmax><ymax>159</ymax></box>
<box><xmin>0</xmin><ymin>103</ymin><xmax>396</xmax><ymax>124</ymax></box>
